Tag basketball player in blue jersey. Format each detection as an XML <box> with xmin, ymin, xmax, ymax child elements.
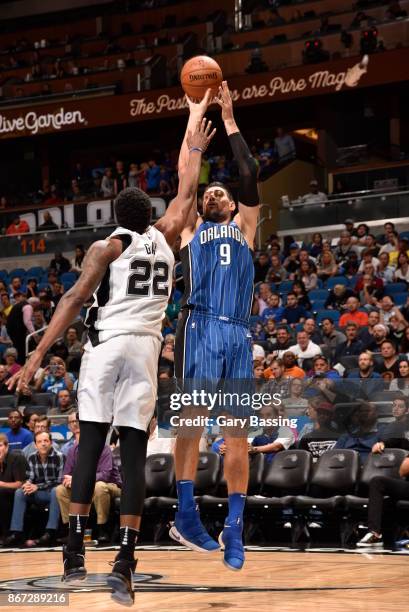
<box><xmin>170</xmin><ymin>81</ymin><xmax>259</xmax><ymax>571</ymax></box>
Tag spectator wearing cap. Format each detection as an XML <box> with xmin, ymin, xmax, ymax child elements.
<box><xmin>281</xmin><ymin>293</ymin><xmax>308</xmax><ymax>328</ymax></box>
<box><xmin>344</xmin><ymin>219</ymin><xmax>356</xmax><ymax>236</ymax></box>
<box><xmin>298</xmin><ymin>397</ymin><xmax>338</xmax><ymax>459</ymax></box>
<box><xmin>334</xmin><ymin>322</ymin><xmax>365</xmax><ymax>362</ymax></box>
<box><xmin>288</xmin><ymin>330</ymin><xmax>322</xmax><ymax>367</ymax></box>
<box><xmin>301</xmin><ymin>179</ymin><xmax>328</xmax><ymax>205</ymax></box>
<box><xmin>253</xmin><ymin>344</ymin><xmax>265</xmax><ymax>362</ymax></box>
<box><xmin>310</xmin><ymin>356</ymin><xmax>340</xmax><ymax>380</ymax></box>
<box><xmin>6</xmin><ymin>216</ymin><xmax>30</xmax><ymax>235</ymax></box>
<box><xmin>364</xmin><ymin>323</ymin><xmax>389</xmax><ymax>352</ymax></box>
<box><xmin>345</xmin><ymin>351</ymin><xmax>384</xmax><ymax>396</ymax></box>
<box><xmin>339</xmin><ymin>296</ymin><xmax>369</xmax><ymax>327</ymax></box>
<box><xmin>321</xmin><ymin>318</ymin><xmax>346</xmax><ymax>357</ymax></box>
<box><xmin>335</xmin><ymin>402</ymin><xmax>379</xmax><ymax>462</ymax></box>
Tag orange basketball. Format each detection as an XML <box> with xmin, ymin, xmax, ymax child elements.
<box><xmin>180</xmin><ymin>55</ymin><xmax>223</xmax><ymax>100</ymax></box>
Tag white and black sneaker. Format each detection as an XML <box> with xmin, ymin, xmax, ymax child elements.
<box><xmin>356</xmin><ymin>532</ymin><xmax>383</xmax><ymax>548</ymax></box>
<box><xmin>107</xmin><ymin>555</ymin><xmax>137</xmax><ymax>606</ymax></box>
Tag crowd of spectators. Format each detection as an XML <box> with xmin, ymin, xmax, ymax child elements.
<box><xmin>1</xmin><ymin>215</ymin><xmax>409</xmax><ymax>547</ymax></box>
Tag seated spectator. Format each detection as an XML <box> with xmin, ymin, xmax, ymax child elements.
<box><xmin>358</xmin><ymin>310</ymin><xmax>381</xmax><ymax>347</ymax></box>
<box><xmin>65</xmin><ymin>327</ymin><xmax>82</xmax><ymax>354</ymax></box>
<box><xmin>60</xmin><ymin>413</ymin><xmax>80</xmax><ymax>457</ymax></box>
<box><xmin>374</xmin><ymin>396</ymin><xmax>409</xmax><ymax>449</ymax></box>
<box><xmin>283</xmin><ymin>377</ymin><xmax>308</xmax><ymax>412</ymax></box>
<box><xmin>252</xmin><ymin>283</ymin><xmax>273</xmax><ymax>316</ymax></box>
<box><xmin>362</xmin><ymin>234</ymin><xmax>379</xmax><ymax>256</ymax></box>
<box><xmin>389</xmin><ymin>314</ymin><xmax>407</xmax><ymax>347</ymax></box>
<box><xmin>5</xmin><ymin>431</ymin><xmax>63</xmax><ymax>547</ymax></box>
<box><xmin>264</xmin><ymin>318</ymin><xmax>277</xmax><ymax>345</ymax></box>
<box><xmin>389</xmin><ymin>236</ymin><xmax>409</xmax><ymax>267</ymax></box>
<box><xmin>310</xmin><ymin>355</ymin><xmax>340</xmax><ymax>380</ymax></box>
<box><xmin>48</xmin><ymin>389</ymin><xmax>77</xmax><ymax>424</ymax></box>
<box><xmin>0</xmin><ymin>292</ymin><xmax>12</xmax><ymax>319</ymax></box>
<box><xmin>292</xmin><ymin>280</ymin><xmax>311</xmax><ymax>311</ymax></box>
<box><xmin>254</xmin><ymin>252</ymin><xmax>271</xmax><ymax>284</ymax></box>
<box><xmin>252</xmin><ymin>321</ymin><xmax>266</xmax><ymax>343</ymax></box>
<box><xmin>261</xmin><ymin>293</ymin><xmax>284</xmax><ymax>323</ymax></box>
<box><xmin>274</xmin><ymin>128</ymin><xmax>296</xmax><ymax>164</ymax></box>
<box><xmin>0</xmin><ymin>364</ymin><xmax>11</xmax><ymax>395</ymax></box>
<box><xmin>281</xmin><ymin>292</ymin><xmax>308</xmax><ymax>328</ymax></box>
<box><xmin>6</xmin><ymin>216</ymin><xmax>30</xmax><ymax>235</ymax></box>
<box><xmin>38</xmin><ymin>212</ymin><xmax>58</xmax><ymax>231</ymax></box>
<box><xmin>334</xmin><ymin>231</ymin><xmax>360</xmax><ymax>264</ymax></box>
<box><xmin>324</xmin><ymin>284</ymin><xmax>355</xmax><ymax>311</ymax></box>
<box><xmin>23</xmin><ymin>411</ymin><xmax>39</xmax><ymax>434</ymax></box>
<box><xmin>160</xmin><ymin>334</ymin><xmax>175</xmax><ymax>374</ymax></box>
<box><xmin>394</xmin><ymin>252</ymin><xmax>409</xmax><ymax>284</ymax></box>
<box><xmin>0</xmin><ymin>434</ymin><xmax>27</xmax><ymax>543</ymax></box>
<box><xmin>297</xmin><ymin>260</ymin><xmax>318</xmax><ymax>291</ymax></box>
<box><xmin>283</xmin><ymin>243</ymin><xmax>300</xmax><ymax>277</ymax></box>
<box><xmin>321</xmin><ymin>318</ymin><xmax>346</xmax><ymax>358</ymax></box>
<box><xmin>317</xmin><ymin>251</ymin><xmax>338</xmax><ymax>281</ymax></box>
<box><xmin>9</xmin><ymin>277</ymin><xmax>22</xmax><ymax>301</ymax></box>
<box><xmin>249</xmin><ymin>405</ymin><xmax>295</xmax><ymax>463</ymax></box>
<box><xmin>288</xmin><ymin>330</ymin><xmax>322</xmax><ymax>367</ymax></box>
<box><xmin>0</xmin><ymin>315</ymin><xmax>12</xmax><ymax>357</ymax></box>
<box><xmin>263</xmin><ymin>358</ymin><xmax>291</xmax><ymax>396</ymax></box>
<box><xmin>282</xmin><ymin>351</ymin><xmax>306</xmax><ymax>379</ymax></box>
<box><xmin>375</xmin><ymin>340</ymin><xmax>400</xmax><ymax>378</ymax></box>
<box><xmin>4</xmin><ymin>410</ymin><xmax>33</xmax><ymax>451</ymax></box>
<box><xmin>39</xmin><ymin>291</ymin><xmax>55</xmax><ymax>323</ymax></box>
<box><xmin>35</xmin><ymin>356</ymin><xmax>75</xmax><ymax>394</ymax></box>
<box><xmin>379</xmin><ymin>230</ymin><xmax>399</xmax><ymax>256</ymax></box>
<box><xmin>71</xmin><ymin>245</ymin><xmax>86</xmax><ymax>275</ymax></box>
<box><xmin>390</xmin><ymin>358</ymin><xmax>409</xmax><ymax>394</ymax></box>
<box><xmin>335</xmin><ymin>402</ymin><xmax>379</xmax><ymax>462</ymax></box>
<box><xmin>298</xmin><ymin>398</ymin><xmax>338</xmax><ymax>459</ymax></box>
<box><xmin>356</xmin><ymin>454</ymin><xmax>409</xmax><ymax>548</ymax></box>
<box><xmin>301</xmin><ymin>180</ymin><xmax>328</xmax><ymax>205</ymax></box>
<box><xmin>365</xmin><ymin>323</ymin><xmax>389</xmax><ymax>352</ymax></box>
<box><xmin>355</xmin><ymin>270</ymin><xmax>384</xmax><ymax>309</ymax></box>
<box><xmin>303</xmin><ymin>318</ymin><xmax>323</xmax><ymax>345</ymax></box>
<box><xmin>22</xmin><ymin>416</ymin><xmax>60</xmax><ymax>459</ymax></box>
<box><xmin>339</xmin><ymin>296</ymin><xmax>369</xmax><ymax>327</ymax></box>
<box><xmin>56</xmin><ymin>430</ymin><xmax>121</xmax><ymax>544</ymax></box>
<box><xmin>48</xmin><ymin>252</ymin><xmax>71</xmax><ymax>275</ymax></box>
<box><xmin>378</xmin><ymin>295</ymin><xmax>406</xmax><ymax>326</ymax></box>
<box><xmin>345</xmin><ymin>351</ymin><xmax>384</xmax><ymax>396</ymax></box>
<box><xmin>308</xmin><ymin>232</ymin><xmax>323</xmax><ymax>258</ymax></box>
<box><xmin>101</xmin><ymin>168</ymin><xmax>115</xmax><ymax>197</ymax></box>
<box><xmin>377</xmin><ymin>252</ymin><xmax>395</xmax><ymax>283</ymax></box>
<box><xmin>358</xmin><ymin>249</ymin><xmax>380</xmax><ymax>273</ymax></box>
<box><xmin>265</xmin><ymin>254</ymin><xmax>287</xmax><ymax>284</ymax></box>
<box><xmin>334</xmin><ymin>322</ymin><xmax>365</xmax><ymax>361</ymax></box>
<box><xmin>266</xmin><ymin>325</ymin><xmax>293</xmax><ymax>359</ymax></box>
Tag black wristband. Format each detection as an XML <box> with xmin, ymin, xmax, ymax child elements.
<box><xmin>228</xmin><ymin>132</ymin><xmax>259</xmax><ymax>207</ymax></box>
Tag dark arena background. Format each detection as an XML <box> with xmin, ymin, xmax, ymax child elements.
<box><xmin>0</xmin><ymin>0</ymin><xmax>408</xmax><ymax>610</ymax></box>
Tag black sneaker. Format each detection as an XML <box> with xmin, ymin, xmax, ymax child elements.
<box><xmin>356</xmin><ymin>532</ymin><xmax>383</xmax><ymax>548</ymax></box>
<box><xmin>3</xmin><ymin>532</ymin><xmax>23</xmax><ymax>547</ymax></box>
<box><xmin>37</xmin><ymin>531</ymin><xmax>56</xmax><ymax>547</ymax></box>
<box><xmin>62</xmin><ymin>545</ymin><xmax>87</xmax><ymax>582</ymax></box>
<box><xmin>107</xmin><ymin>555</ymin><xmax>137</xmax><ymax>606</ymax></box>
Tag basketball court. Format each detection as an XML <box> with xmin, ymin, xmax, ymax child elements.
<box><xmin>0</xmin><ymin>546</ymin><xmax>406</xmax><ymax>611</ymax></box>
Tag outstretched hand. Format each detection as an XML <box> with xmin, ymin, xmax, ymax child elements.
<box><xmin>214</xmin><ymin>80</ymin><xmax>234</xmax><ymax>123</ymax></box>
<box><xmin>186</xmin><ymin>88</ymin><xmax>213</xmax><ymax>117</ymax></box>
<box><xmin>187</xmin><ymin>117</ymin><xmax>216</xmax><ymax>153</ymax></box>
<box><xmin>7</xmin><ymin>351</ymin><xmax>43</xmax><ymax>394</ymax></box>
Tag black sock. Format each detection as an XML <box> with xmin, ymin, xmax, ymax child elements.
<box><xmin>118</xmin><ymin>527</ymin><xmax>139</xmax><ymax>562</ymax></box>
<box><xmin>67</xmin><ymin>514</ymin><xmax>89</xmax><ymax>552</ymax></box>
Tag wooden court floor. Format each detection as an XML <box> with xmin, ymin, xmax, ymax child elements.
<box><xmin>0</xmin><ymin>548</ymin><xmax>407</xmax><ymax>611</ymax></box>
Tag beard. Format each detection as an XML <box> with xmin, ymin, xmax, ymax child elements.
<box><xmin>202</xmin><ymin>208</ymin><xmax>229</xmax><ymax>223</ymax></box>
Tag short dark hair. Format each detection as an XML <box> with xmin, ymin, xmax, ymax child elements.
<box><xmin>34</xmin><ymin>430</ymin><xmax>51</xmax><ymax>442</ymax></box>
<box><xmin>204</xmin><ymin>182</ymin><xmax>234</xmax><ymax>201</ymax></box>
<box><xmin>114</xmin><ymin>187</ymin><xmax>152</xmax><ymax>233</ymax></box>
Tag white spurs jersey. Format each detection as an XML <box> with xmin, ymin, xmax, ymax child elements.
<box><xmin>85</xmin><ymin>226</ymin><xmax>174</xmax><ymax>345</ymax></box>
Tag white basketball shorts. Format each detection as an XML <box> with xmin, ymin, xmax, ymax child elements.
<box><xmin>77</xmin><ymin>333</ymin><xmax>161</xmax><ymax>431</ymax></box>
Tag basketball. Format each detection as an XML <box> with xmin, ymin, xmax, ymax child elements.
<box><xmin>180</xmin><ymin>55</ymin><xmax>223</xmax><ymax>100</ymax></box>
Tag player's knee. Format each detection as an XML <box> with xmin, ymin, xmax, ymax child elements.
<box><xmin>94</xmin><ymin>481</ymin><xmax>107</xmax><ymax>495</ymax></box>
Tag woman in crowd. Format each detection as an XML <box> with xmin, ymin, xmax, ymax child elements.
<box><xmin>394</xmin><ymin>252</ymin><xmax>409</xmax><ymax>284</ymax></box>
<box><xmin>265</xmin><ymin>254</ymin><xmax>287</xmax><ymax>284</ymax></box>
<box><xmin>400</xmin><ymin>327</ymin><xmax>409</xmax><ymax>356</ymax></box>
<box><xmin>390</xmin><ymin>359</ymin><xmax>409</xmax><ymax>395</ymax></box>
<box><xmin>71</xmin><ymin>245</ymin><xmax>86</xmax><ymax>275</ymax></box>
<box><xmin>317</xmin><ymin>250</ymin><xmax>338</xmax><ymax>282</ymax></box>
<box><xmin>292</xmin><ymin>280</ymin><xmax>312</xmax><ymax>310</ymax></box>
<box><xmin>297</xmin><ymin>260</ymin><xmax>318</xmax><ymax>291</ymax></box>
<box><xmin>26</xmin><ymin>278</ymin><xmax>38</xmax><ymax>298</ymax></box>
<box><xmin>309</xmin><ymin>232</ymin><xmax>323</xmax><ymax>258</ymax></box>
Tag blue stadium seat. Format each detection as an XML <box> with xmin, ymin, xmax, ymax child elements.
<box><xmin>9</xmin><ymin>268</ymin><xmax>26</xmax><ymax>279</ymax></box>
<box><xmin>40</xmin><ymin>275</ymin><xmax>49</xmax><ymax>283</ymax></box>
<box><xmin>26</xmin><ymin>266</ymin><xmax>44</xmax><ymax>277</ymax></box>
<box><xmin>326</xmin><ymin>277</ymin><xmax>349</xmax><ymax>289</ymax></box>
<box><xmin>315</xmin><ymin>310</ymin><xmax>340</xmax><ymax>324</ymax></box>
<box><xmin>384</xmin><ymin>283</ymin><xmax>407</xmax><ymax>295</ymax></box>
<box><xmin>312</xmin><ymin>300</ymin><xmax>326</xmax><ymax>311</ymax></box>
<box><xmin>60</xmin><ymin>272</ymin><xmax>76</xmax><ymax>284</ymax></box>
<box><xmin>399</xmin><ymin>231</ymin><xmax>409</xmax><ymax>241</ymax></box>
<box><xmin>38</xmin><ymin>282</ymin><xmax>50</xmax><ymax>291</ymax></box>
<box><xmin>62</xmin><ymin>281</ymin><xmax>74</xmax><ymax>291</ymax></box>
<box><xmin>393</xmin><ymin>293</ymin><xmax>408</xmax><ymax>306</ymax></box>
<box><xmin>309</xmin><ymin>290</ymin><xmax>328</xmax><ymax>302</ymax></box>
<box><xmin>0</xmin><ymin>270</ymin><xmax>8</xmax><ymax>281</ymax></box>
<box><xmin>315</xmin><ymin>278</ymin><xmax>324</xmax><ymax>289</ymax></box>
<box><xmin>277</xmin><ymin>281</ymin><xmax>293</xmax><ymax>293</ymax></box>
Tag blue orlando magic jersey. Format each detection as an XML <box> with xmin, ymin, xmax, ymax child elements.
<box><xmin>180</xmin><ymin>220</ymin><xmax>254</xmax><ymax>322</ymax></box>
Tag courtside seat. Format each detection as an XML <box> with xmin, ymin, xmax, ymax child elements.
<box><xmin>199</xmin><ymin>453</ymin><xmax>265</xmax><ymax>513</ymax></box>
<box><xmin>294</xmin><ymin>449</ymin><xmax>359</xmax><ymax>510</ymax></box>
<box><xmin>144</xmin><ymin>453</ymin><xmax>175</xmax><ymax>512</ymax></box>
<box><xmin>247</xmin><ymin>450</ymin><xmax>312</xmax><ymax>510</ymax></box>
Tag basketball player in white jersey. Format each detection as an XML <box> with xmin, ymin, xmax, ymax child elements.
<box><xmin>9</xmin><ymin>99</ymin><xmax>215</xmax><ymax>605</ymax></box>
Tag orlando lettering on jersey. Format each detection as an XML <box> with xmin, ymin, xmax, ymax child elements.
<box><xmin>199</xmin><ymin>224</ymin><xmax>245</xmax><ymax>245</ymax></box>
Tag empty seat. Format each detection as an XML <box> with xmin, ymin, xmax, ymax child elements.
<box><xmin>145</xmin><ymin>453</ymin><xmax>175</xmax><ymax>510</ymax></box>
<box><xmin>0</xmin><ymin>395</ymin><xmax>16</xmax><ymax>409</ymax></box>
<box><xmin>316</xmin><ymin>310</ymin><xmax>340</xmax><ymax>324</ymax></box>
<box><xmin>309</xmin><ymin>290</ymin><xmax>328</xmax><ymax>302</ymax></box>
<box><xmin>60</xmin><ymin>272</ymin><xmax>77</xmax><ymax>284</ymax></box>
<box><xmin>9</xmin><ymin>268</ymin><xmax>26</xmax><ymax>279</ymax></box>
<box><xmin>294</xmin><ymin>449</ymin><xmax>359</xmax><ymax>510</ymax></box>
<box><xmin>326</xmin><ymin>277</ymin><xmax>349</xmax><ymax>289</ymax></box>
<box><xmin>393</xmin><ymin>293</ymin><xmax>407</xmax><ymax>306</ymax></box>
<box><xmin>384</xmin><ymin>283</ymin><xmax>407</xmax><ymax>295</ymax></box>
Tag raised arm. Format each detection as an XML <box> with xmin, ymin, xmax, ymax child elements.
<box><xmin>215</xmin><ymin>81</ymin><xmax>259</xmax><ymax>247</ymax></box>
<box><xmin>8</xmin><ymin>239</ymin><xmax>123</xmax><ymax>391</ymax></box>
<box><xmin>155</xmin><ymin>117</ymin><xmax>216</xmax><ymax>248</ymax></box>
